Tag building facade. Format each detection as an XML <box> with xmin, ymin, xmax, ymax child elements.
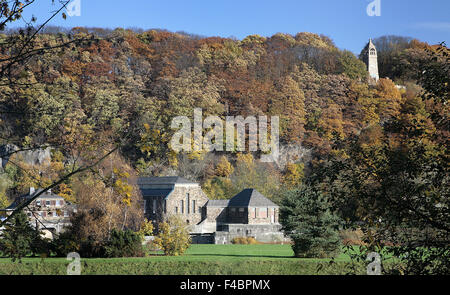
<box><xmin>138</xmin><ymin>176</ymin><xmax>209</xmax><ymax>225</ymax></box>
<box><xmin>1</xmin><ymin>187</ymin><xmax>75</xmax><ymax>239</ymax></box>
<box><xmin>138</xmin><ymin>177</ymin><xmax>284</xmax><ymax>244</ymax></box>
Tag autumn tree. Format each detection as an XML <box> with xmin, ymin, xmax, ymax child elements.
<box><xmin>154</xmin><ymin>215</ymin><xmax>191</xmax><ymax>256</ymax></box>
<box><xmin>283</xmin><ymin>162</ymin><xmax>304</xmax><ymax>188</ymax></box>
<box><xmin>269</xmin><ymin>76</ymin><xmax>306</xmax><ymax>142</ymax></box>
<box><xmin>374</xmin><ymin>78</ymin><xmax>403</xmax><ymax>122</ymax></box>
<box><xmin>215</xmin><ymin>155</ymin><xmax>233</xmax><ymax>177</ymax></box>
<box><xmin>70</xmin><ymin>152</ymin><xmax>144</xmax><ymax>244</ymax></box>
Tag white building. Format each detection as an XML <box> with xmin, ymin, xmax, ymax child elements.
<box><xmin>0</xmin><ymin>187</ymin><xmax>75</xmax><ymax>239</ymax></box>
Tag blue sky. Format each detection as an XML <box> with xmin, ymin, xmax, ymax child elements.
<box><xmin>9</xmin><ymin>0</ymin><xmax>450</xmax><ymax>54</ymax></box>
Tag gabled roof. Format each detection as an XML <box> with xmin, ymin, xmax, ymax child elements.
<box><xmin>228</xmin><ymin>189</ymin><xmax>278</xmax><ymax>208</ymax></box>
<box><xmin>206</xmin><ymin>199</ymin><xmax>229</xmax><ymax>207</ymax></box>
<box><xmin>137</xmin><ymin>176</ymin><xmax>196</xmax><ymax>185</ymax></box>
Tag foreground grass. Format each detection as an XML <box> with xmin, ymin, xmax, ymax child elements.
<box><xmin>0</xmin><ymin>244</ymin><xmax>365</xmax><ymax>275</ymax></box>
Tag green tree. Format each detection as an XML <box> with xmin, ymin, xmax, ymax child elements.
<box><xmin>0</xmin><ymin>210</ymin><xmax>48</xmax><ymax>260</ymax></box>
<box><xmin>103</xmin><ymin>229</ymin><xmax>143</xmax><ymax>258</ymax></box>
<box><xmin>280</xmin><ymin>186</ymin><xmax>341</xmax><ymax>258</ymax></box>
<box><xmin>339</xmin><ymin>50</ymin><xmax>368</xmax><ymax>80</ymax></box>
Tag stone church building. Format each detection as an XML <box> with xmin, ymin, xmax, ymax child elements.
<box><xmin>138</xmin><ymin>176</ymin><xmax>284</xmax><ymax>244</ymax></box>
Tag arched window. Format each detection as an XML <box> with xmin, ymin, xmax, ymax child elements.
<box><xmin>370</xmin><ymin>48</ymin><xmax>376</xmax><ymax>56</ymax></box>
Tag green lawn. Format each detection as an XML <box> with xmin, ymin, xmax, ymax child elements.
<box><xmin>180</xmin><ymin>244</ymin><xmax>353</xmax><ymax>261</ymax></box>
<box><xmin>0</xmin><ymin>244</ymin><xmax>364</xmax><ymax>275</ymax></box>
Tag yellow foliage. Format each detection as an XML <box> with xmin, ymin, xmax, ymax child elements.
<box><xmin>167</xmin><ymin>151</ymin><xmax>178</xmax><ymax>168</ymax></box>
<box><xmin>0</xmin><ymin>193</ymin><xmax>10</xmax><ymax>209</ymax></box>
<box><xmin>113</xmin><ymin>169</ymin><xmax>134</xmax><ymax>207</ymax></box>
<box><xmin>202</xmin><ymin>176</ymin><xmax>233</xmax><ymax>200</ymax></box>
<box><xmin>187</xmin><ymin>150</ymin><xmax>206</xmax><ymax>160</ymax></box>
<box><xmin>137</xmin><ymin>219</ymin><xmax>154</xmax><ymax>242</ymax></box>
<box><xmin>215</xmin><ymin>156</ymin><xmax>234</xmax><ymax>177</ymax></box>
<box><xmin>375</xmin><ymin>78</ymin><xmax>403</xmax><ymax>120</ymax></box>
<box><xmin>231</xmin><ymin>237</ymin><xmax>260</xmax><ymax>244</ymax></box>
<box><xmin>236</xmin><ymin>153</ymin><xmax>254</xmax><ymax>168</ymax></box>
<box><xmin>283</xmin><ymin>163</ymin><xmax>304</xmax><ymax>188</ymax></box>
<box><xmin>57</xmin><ymin>183</ymin><xmax>76</xmax><ymax>203</ymax></box>
<box><xmin>154</xmin><ymin>215</ymin><xmax>191</xmax><ymax>256</ymax></box>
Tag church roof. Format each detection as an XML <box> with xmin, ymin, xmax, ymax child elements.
<box><xmin>228</xmin><ymin>189</ymin><xmax>278</xmax><ymax>208</ymax></box>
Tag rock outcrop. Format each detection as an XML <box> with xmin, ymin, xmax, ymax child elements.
<box><xmin>0</xmin><ymin>144</ymin><xmax>52</xmax><ymax>170</ymax></box>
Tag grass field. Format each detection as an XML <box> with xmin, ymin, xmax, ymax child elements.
<box><xmin>0</xmin><ymin>244</ymin><xmax>365</xmax><ymax>275</ymax></box>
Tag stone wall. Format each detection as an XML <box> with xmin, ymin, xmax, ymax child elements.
<box><xmin>164</xmin><ymin>185</ymin><xmax>209</xmax><ymax>225</ymax></box>
<box><xmin>227</xmin><ymin>207</ymin><xmax>248</xmax><ymax>224</ymax></box>
<box><xmin>247</xmin><ymin>207</ymin><xmax>279</xmax><ymax>224</ymax></box>
<box><xmin>214</xmin><ymin>224</ymin><xmax>286</xmax><ymax>244</ymax></box>
<box><xmin>191</xmin><ymin>233</ymin><xmax>215</xmax><ymax>244</ymax></box>
<box><xmin>205</xmin><ymin>206</ymin><xmax>227</xmax><ymax>223</ymax></box>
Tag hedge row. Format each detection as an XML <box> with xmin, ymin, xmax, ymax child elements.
<box><xmin>0</xmin><ymin>259</ymin><xmax>365</xmax><ymax>275</ymax></box>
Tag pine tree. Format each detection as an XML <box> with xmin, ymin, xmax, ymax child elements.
<box><xmin>280</xmin><ymin>186</ymin><xmax>341</xmax><ymax>258</ymax></box>
<box><xmin>0</xmin><ymin>210</ymin><xmax>48</xmax><ymax>261</ymax></box>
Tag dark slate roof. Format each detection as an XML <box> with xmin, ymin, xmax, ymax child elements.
<box><xmin>137</xmin><ymin>176</ymin><xmax>196</xmax><ymax>185</ymax></box>
<box><xmin>206</xmin><ymin>199</ymin><xmax>229</xmax><ymax>207</ymax></box>
<box><xmin>140</xmin><ymin>188</ymin><xmax>173</xmax><ymax>199</ymax></box>
<box><xmin>228</xmin><ymin>189</ymin><xmax>278</xmax><ymax>207</ymax></box>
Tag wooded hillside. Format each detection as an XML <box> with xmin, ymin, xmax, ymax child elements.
<box><xmin>0</xmin><ymin>28</ymin><xmax>447</xmax><ymax>202</ymax></box>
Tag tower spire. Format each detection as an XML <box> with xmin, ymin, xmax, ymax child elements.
<box><xmin>362</xmin><ymin>38</ymin><xmax>379</xmax><ymax>83</ymax></box>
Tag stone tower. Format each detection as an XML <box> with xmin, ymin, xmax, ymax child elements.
<box><xmin>361</xmin><ymin>38</ymin><xmax>379</xmax><ymax>82</ymax></box>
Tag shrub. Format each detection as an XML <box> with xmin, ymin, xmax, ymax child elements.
<box><xmin>280</xmin><ymin>186</ymin><xmax>341</xmax><ymax>258</ymax></box>
<box><xmin>154</xmin><ymin>215</ymin><xmax>191</xmax><ymax>256</ymax></box>
<box><xmin>50</xmin><ymin>230</ymin><xmax>80</xmax><ymax>257</ymax></box>
<box><xmin>103</xmin><ymin>229</ymin><xmax>143</xmax><ymax>258</ymax></box>
<box><xmin>339</xmin><ymin>229</ymin><xmax>365</xmax><ymax>246</ymax></box>
<box><xmin>231</xmin><ymin>237</ymin><xmax>259</xmax><ymax>244</ymax></box>
<box><xmin>0</xmin><ymin>210</ymin><xmax>50</xmax><ymax>260</ymax></box>
<box><xmin>137</xmin><ymin>218</ymin><xmax>154</xmax><ymax>242</ymax></box>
